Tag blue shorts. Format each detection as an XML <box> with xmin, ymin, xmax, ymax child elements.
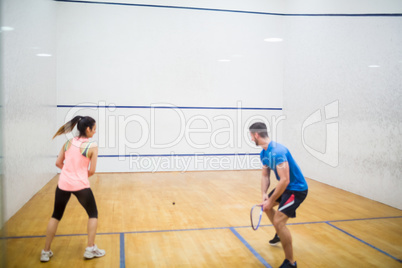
<box><xmin>268</xmin><ymin>188</ymin><xmax>308</xmax><ymax>218</ymax></box>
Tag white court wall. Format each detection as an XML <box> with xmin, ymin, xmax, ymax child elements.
<box><xmin>282</xmin><ymin>12</ymin><xmax>402</xmax><ymax>208</ymax></box>
<box><xmin>56</xmin><ymin>0</ymin><xmax>286</xmax><ymax>172</ymax></box>
<box><xmin>1</xmin><ymin>0</ymin><xmax>57</xmax><ymax>221</ymax></box>
<box><xmin>54</xmin><ymin>0</ymin><xmax>402</xmax><ymax>210</ymax></box>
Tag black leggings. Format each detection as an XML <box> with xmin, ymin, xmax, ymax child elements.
<box><xmin>52</xmin><ymin>186</ymin><xmax>98</xmax><ymax>220</ymax></box>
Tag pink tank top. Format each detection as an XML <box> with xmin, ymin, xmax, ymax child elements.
<box><xmin>58</xmin><ymin>137</ymin><xmax>91</xmax><ymax>191</ymax></box>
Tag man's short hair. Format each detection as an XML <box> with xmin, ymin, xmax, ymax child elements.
<box><xmin>249</xmin><ymin>122</ymin><xmax>269</xmax><ymax>138</ymax></box>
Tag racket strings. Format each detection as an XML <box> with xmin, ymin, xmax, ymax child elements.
<box><xmin>251</xmin><ymin>206</ymin><xmax>263</xmax><ymax>230</ymax></box>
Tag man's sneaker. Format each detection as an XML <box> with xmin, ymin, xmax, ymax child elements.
<box><xmin>40</xmin><ymin>250</ymin><xmax>53</xmax><ymax>262</ymax></box>
<box><xmin>84</xmin><ymin>244</ymin><xmax>106</xmax><ymax>259</ymax></box>
<box><xmin>269</xmin><ymin>233</ymin><xmax>280</xmax><ymax>246</ymax></box>
<box><xmin>279</xmin><ymin>259</ymin><xmax>297</xmax><ymax>268</ymax></box>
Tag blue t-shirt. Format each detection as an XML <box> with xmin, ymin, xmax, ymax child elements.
<box><xmin>260</xmin><ymin>141</ymin><xmax>308</xmax><ymax>191</ymax></box>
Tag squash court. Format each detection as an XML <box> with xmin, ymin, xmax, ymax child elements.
<box><xmin>2</xmin><ymin>171</ymin><xmax>402</xmax><ymax>267</ymax></box>
<box><xmin>1</xmin><ymin>1</ymin><xmax>402</xmax><ymax>268</ymax></box>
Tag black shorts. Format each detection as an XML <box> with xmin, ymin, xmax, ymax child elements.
<box><xmin>268</xmin><ymin>188</ymin><xmax>308</xmax><ymax>218</ymax></box>
<box><xmin>52</xmin><ymin>186</ymin><xmax>98</xmax><ymax>221</ymax></box>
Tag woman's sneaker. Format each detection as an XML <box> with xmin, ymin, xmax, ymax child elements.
<box><xmin>40</xmin><ymin>250</ymin><xmax>53</xmax><ymax>262</ymax></box>
<box><xmin>269</xmin><ymin>234</ymin><xmax>280</xmax><ymax>246</ymax></box>
<box><xmin>84</xmin><ymin>244</ymin><xmax>106</xmax><ymax>259</ymax></box>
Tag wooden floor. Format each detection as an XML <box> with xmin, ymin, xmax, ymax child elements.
<box><xmin>1</xmin><ymin>170</ymin><xmax>402</xmax><ymax>267</ymax></box>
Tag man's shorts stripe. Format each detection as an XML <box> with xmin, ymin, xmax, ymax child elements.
<box><xmin>279</xmin><ymin>194</ymin><xmax>295</xmax><ymax>212</ymax></box>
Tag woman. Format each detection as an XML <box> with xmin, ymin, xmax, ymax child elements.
<box><xmin>41</xmin><ymin>116</ymin><xmax>105</xmax><ymax>262</ymax></box>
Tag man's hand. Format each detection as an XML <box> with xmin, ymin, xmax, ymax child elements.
<box><xmin>261</xmin><ymin>199</ymin><xmax>273</xmax><ymax>212</ymax></box>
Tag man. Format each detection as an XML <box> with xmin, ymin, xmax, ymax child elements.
<box><xmin>249</xmin><ymin>122</ymin><xmax>308</xmax><ymax>268</ymax></box>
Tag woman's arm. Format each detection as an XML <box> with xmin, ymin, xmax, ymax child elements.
<box><xmin>55</xmin><ymin>144</ymin><xmax>66</xmax><ymax>170</ymax></box>
<box><xmin>88</xmin><ymin>143</ymin><xmax>98</xmax><ymax>177</ymax></box>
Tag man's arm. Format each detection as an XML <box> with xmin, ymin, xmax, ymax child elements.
<box><xmin>262</xmin><ymin>161</ymin><xmax>290</xmax><ymax>211</ymax></box>
<box><xmin>261</xmin><ymin>166</ymin><xmax>271</xmax><ymax>201</ymax></box>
